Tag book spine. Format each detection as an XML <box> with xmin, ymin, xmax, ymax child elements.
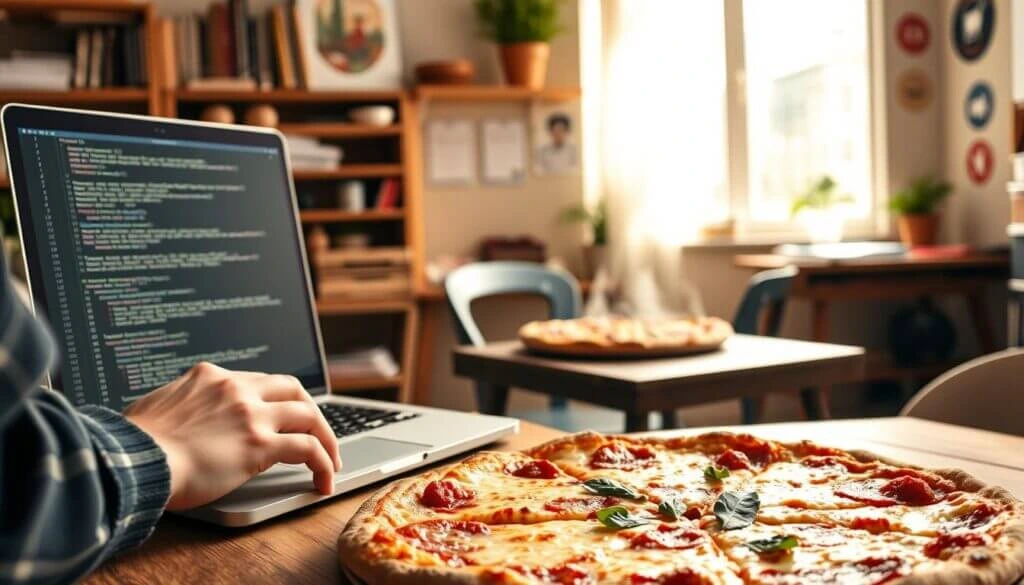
<box><xmin>289</xmin><ymin>3</ymin><xmax>311</xmax><ymax>90</ymax></box>
<box><xmin>247</xmin><ymin>18</ymin><xmax>260</xmax><ymax>87</ymax></box>
<box><xmin>231</xmin><ymin>0</ymin><xmax>251</xmax><ymax>79</ymax></box>
<box><xmin>207</xmin><ymin>2</ymin><xmax>233</xmax><ymax>78</ymax></box>
<box><xmin>137</xmin><ymin>22</ymin><xmax>149</xmax><ymax>86</ymax></box>
<box><xmin>88</xmin><ymin>28</ymin><xmax>103</xmax><ymax>89</ymax></box>
<box><xmin>271</xmin><ymin>5</ymin><xmax>296</xmax><ymax>89</ymax></box>
<box><xmin>73</xmin><ymin>29</ymin><xmax>89</xmax><ymax>89</ymax></box>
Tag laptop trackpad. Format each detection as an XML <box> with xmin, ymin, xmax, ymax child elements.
<box><xmin>336</xmin><ymin>437</ymin><xmax>430</xmax><ymax>477</ymax></box>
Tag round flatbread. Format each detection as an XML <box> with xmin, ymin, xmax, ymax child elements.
<box><xmin>338</xmin><ymin>431</ymin><xmax>1024</xmax><ymax>585</ymax></box>
<box><xmin>519</xmin><ymin>316</ymin><xmax>734</xmax><ymax>358</ymax></box>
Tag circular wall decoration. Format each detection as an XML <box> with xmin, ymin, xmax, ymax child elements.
<box><xmin>965</xmin><ymin>139</ymin><xmax>994</xmax><ymax>185</ymax></box>
<box><xmin>952</xmin><ymin>0</ymin><xmax>995</xmax><ymax>62</ymax></box>
<box><xmin>964</xmin><ymin>81</ymin><xmax>994</xmax><ymax>130</ymax></box>
<box><xmin>895</xmin><ymin>12</ymin><xmax>930</xmax><ymax>55</ymax></box>
<box><xmin>896</xmin><ymin>69</ymin><xmax>933</xmax><ymax>112</ymax></box>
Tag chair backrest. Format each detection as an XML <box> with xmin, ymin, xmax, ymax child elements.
<box><xmin>732</xmin><ymin>266</ymin><xmax>798</xmax><ymax>336</ymax></box>
<box><xmin>444</xmin><ymin>262</ymin><xmax>583</xmax><ymax>347</ymax></box>
<box><xmin>900</xmin><ymin>349</ymin><xmax>1024</xmax><ymax>436</ymax></box>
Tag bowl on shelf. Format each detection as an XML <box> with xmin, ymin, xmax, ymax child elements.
<box><xmin>414</xmin><ymin>59</ymin><xmax>475</xmax><ymax>85</ymax></box>
<box><xmin>348</xmin><ymin>106</ymin><xmax>395</xmax><ymax>126</ymax></box>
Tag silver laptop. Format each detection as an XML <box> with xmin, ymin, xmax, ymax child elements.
<box><xmin>1</xmin><ymin>104</ymin><xmax>517</xmax><ymax>527</ymax></box>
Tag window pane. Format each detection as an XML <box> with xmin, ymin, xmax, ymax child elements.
<box><xmin>743</xmin><ymin>0</ymin><xmax>871</xmax><ymax>222</ymax></box>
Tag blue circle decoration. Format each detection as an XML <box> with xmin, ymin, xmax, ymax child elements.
<box><xmin>952</xmin><ymin>0</ymin><xmax>995</xmax><ymax>61</ymax></box>
<box><xmin>964</xmin><ymin>81</ymin><xmax>994</xmax><ymax>129</ymax></box>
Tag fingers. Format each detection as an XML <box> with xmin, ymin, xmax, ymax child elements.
<box><xmin>265</xmin><ymin>434</ymin><xmax>337</xmax><ymax>495</ymax></box>
<box><xmin>267</xmin><ymin>401</ymin><xmax>341</xmax><ymax>472</ymax></box>
<box><xmin>256</xmin><ymin>374</ymin><xmax>313</xmax><ymax>404</ymax></box>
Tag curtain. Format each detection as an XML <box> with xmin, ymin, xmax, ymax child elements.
<box><xmin>583</xmin><ymin>0</ymin><xmax>726</xmax><ymax>318</ymax></box>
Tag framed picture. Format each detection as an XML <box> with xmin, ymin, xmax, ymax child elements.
<box><xmin>531</xmin><ymin>104</ymin><xmax>580</xmax><ymax>176</ymax></box>
<box><xmin>294</xmin><ymin>0</ymin><xmax>403</xmax><ymax>89</ymax></box>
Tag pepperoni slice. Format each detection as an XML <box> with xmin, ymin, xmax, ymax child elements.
<box><xmin>878</xmin><ymin>476</ymin><xmax>938</xmax><ymax>506</ymax></box>
<box><xmin>850</xmin><ymin>517</ymin><xmax>892</xmax><ymax>534</ymax></box>
<box><xmin>590</xmin><ymin>443</ymin><xmax>657</xmax><ymax>470</ymax></box>
<box><xmin>924</xmin><ymin>532</ymin><xmax>988</xmax><ymax>559</ymax></box>
<box><xmin>420</xmin><ymin>480</ymin><xmax>476</xmax><ymax>511</ymax></box>
<box><xmin>715</xmin><ymin>449</ymin><xmax>752</xmax><ymax>471</ymax></box>
<box><xmin>396</xmin><ymin>519</ymin><xmax>489</xmax><ymax>558</ymax></box>
<box><xmin>630</xmin><ymin>524</ymin><xmax>705</xmax><ymax>550</ymax></box>
<box><xmin>629</xmin><ymin>568</ymin><xmax>708</xmax><ymax>585</ymax></box>
<box><xmin>509</xmin><ymin>460</ymin><xmax>562</xmax><ymax>479</ymax></box>
<box><xmin>802</xmin><ymin>455</ymin><xmax>874</xmax><ymax>474</ymax></box>
<box><xmin>872</xmin><ymin>467</ymin><xmax>956</xmax><ymax>493</ymax></box>
<box><xmin>835</xmin><ymin>480</ymin><xmax>898</xmax><ymax>507</ymax></box>
<box><xmin>506</xmin><ymin>563</ymin><xmax>595</xmax><ymax>585</ymax></box>
<box><xmin>945</xmin><ymin>502</ymin><xmax>1001</xmax><ymax>531</ymax></box>
<box><xmin>851</xmin><ymin>557</ymin><xmax>906</xmax><ymax>584</ymax></box>
<box><xmin>543</xmin><ymin>495</ymin><xmax>617</xmax><ymax>516</ymax></box>
<box><xmin>729</xmin><ymin>435</ymin><xmax>780</xmax><ymax>466</ymax></box>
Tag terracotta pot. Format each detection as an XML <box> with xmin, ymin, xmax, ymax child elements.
<box><xmin>897</xmin><ymin>213</ymin><xmax>941</xmax><ymax>247</ymax></box>
<box><xmin>499</xmin><ymin>42</ymin><xmax>550</xmax><ymax>89</ymax></box>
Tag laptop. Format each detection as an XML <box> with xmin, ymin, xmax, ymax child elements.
<box><xmin>0</xmin><ymin>104</ymin><xmax>517</xmax><ymax>527</ymax></box>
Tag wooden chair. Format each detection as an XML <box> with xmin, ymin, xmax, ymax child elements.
<box><xmin>900</xmin><ymin>349</ymin><xmax>1024</xmax><ymax>436</ymax></box>
<box><xmin>445</xmin><ymin>261</ymin><xmax>582</xmax><ymax>415</ymax></box>
<box><xmin>732</xmin><ymin>266</ymin><xmax>820</xmax><ymax>424</ymax></box>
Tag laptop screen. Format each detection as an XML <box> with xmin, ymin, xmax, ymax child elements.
<box><xmin>2</xmin><ymin>105</ymin><xmax>327</xmax><ymax>409</ymax></box>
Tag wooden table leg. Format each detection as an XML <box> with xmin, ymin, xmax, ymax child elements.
<box><xmin>660</xmin><ymin>409</ymin><xmax>681</xmax><ymax>429</ymax></box>
<box><xmin>803</xmin><ymin>299</ymin><xmax>833</xmax><ymax>420</ymax></box>
<box><xmin>740</xmin><ymin>397</ymin><xmax>763</xmax><ymax>424</ymax></box>
<box><xmin>412</xmin><ymin>302</ymin><xmax>440</xmax><ymax>405</ymax></box>
<box><xmin>966</xmin><ymin>292</ymin><xmax>998</xmax><ymax>353</ymax></box>
<box><xmin>625</xmin><ymin>411</ymin><xmax>649</xmax><ymax>433</ymax></box>
<box><xmin>475</xmin><ymin>383</ymin><xmax>510</xmax><ymax>416</ymax></box>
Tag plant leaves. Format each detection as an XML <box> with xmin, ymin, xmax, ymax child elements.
<box><xmin>596</xmin><ymin>505</ymin><xmax>649</xmax><ymax>530</ymax></box>
<box><xmin>713</xmin><ymin>491</ymin><xmax>760</xmax><ymax>530</ymax></box>
<box><xmin>704</xmin><ymin>465</ymin><xmax>730</xmax><ymax>482</ymax></box>
<box><xmin>657</xmin><ymin>498</ymin><xmax>684</xmax><ymax>520</ymax></box>
<box><xmin>746</xmin><ymin>535</ymin><xmax>799</xmax><ymax>554</ymax></box>
<box><xmin>582</xmin><ymin>478</ymin><xmax>644</xmax><ymax>500</ymax></box>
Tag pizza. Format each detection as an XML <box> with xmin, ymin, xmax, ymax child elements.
<box><xmin>338</xmin><ymin>431</ymin><xmax>1024</xmax><ymax>585</ymax></box>
<box><xmin>518</xmin><ymin>316</ymin><xmax>734</xmax><ymax>357</ymax></box>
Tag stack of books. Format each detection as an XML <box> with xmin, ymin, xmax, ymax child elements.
<box><xmin>327</xmin><ymin>347</ymin><xmax>400</xmax><ymax>381</ymax></box>
<box><xmin>0</xmin><ymin>53</ymin><xmax>72</xmax><ymax>91</ymax></box>
<box><xmin>312</xmin><ymin>247</ymin><xmax>411</xmax><ymax>300</ymax></box>
<box><xmin>285</xmin><ymin>135</ymin><xmax>343</xmax><ymax>170</ymax></box>
<box><xmin>173</xmin><ymin>0</ymin><xmax>311</xmax><ymax>91</ymax></box>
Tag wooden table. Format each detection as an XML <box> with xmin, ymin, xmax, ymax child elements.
<box><xmin>734</xmin><ymin>251</ymin><xmax>1009</xmax><ymax>364</ymax></box>
<box><xmin>85</xmin><ymin>417</ymin><xmax>1024</xmax><ymax>584</ymax></box>
<box><xmin>453</xmin><ymin>334</ymin><xmax>865</xmax><ymax>432</ymax></box>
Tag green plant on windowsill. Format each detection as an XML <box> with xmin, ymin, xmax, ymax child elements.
<box><xmin>789</xmin><ymin>176</ymin><xmax>853</xmax><ymax>243</ymax></box>
<box><xmin>888</xmin><ymin>176</ymin><xmax>952</xmax><ymax>247</ymax></box>
<box><xmin>559</xmin><ymin>199</ymin><xmax>607</xmax><ymax>246</ymax></box>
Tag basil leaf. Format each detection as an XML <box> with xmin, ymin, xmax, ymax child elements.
<box><xmin>746</xmin><ymin>535</ymin><xmax>799</xmax><ymax>554</ymax></box>
<box><xmin>596</xmin><ymin>505</ymin><xmax>649</xmax><ymax>530</ymax></box>
<box><xmin>582</xmin><ymin>478</ymin><xmax>644</xmax><ymax>500</ymax></box>
<box><xmin>657</xmin><ymin>498</ymin><xmax>684</xmax><ymax>520</ymax></box>
<box><xmin>713</xmin><ymin>491</ymin><xmax>760</xmax><ymax>530</ymax></box>
<box><xmin>704</xmin><ymin>465</ymin><xmax>730</xmax><ymax>482</ymax></box>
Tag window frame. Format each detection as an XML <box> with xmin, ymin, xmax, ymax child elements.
<box><xmin>721</xmin><ymin>0</ymin><xmax>890</xmax><ymax>241</ymax></box>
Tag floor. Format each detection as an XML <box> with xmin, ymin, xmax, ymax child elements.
<box><xmin>505</xmin><ymin>382</ymin><xmax>909</xmax><ymax>432</ymax></box>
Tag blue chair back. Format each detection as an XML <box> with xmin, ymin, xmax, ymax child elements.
<box><xmin>732</xmin><ymin>266</ymin><xmax>798</xmax><ymax>336</ymax></box>
<box><xmin>445</xmin><ymin>261</ymin><xmax>583</xmax><ymax>347</ymax></box>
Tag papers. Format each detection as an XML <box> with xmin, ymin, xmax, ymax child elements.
<box><xmin>426</xmin><ymin>119</ymin><xmax>475</xmax><ymax>185</ymax></box>
<box><xmin>481</xmin><ymin>119</ymin><xmax>526</xmax><ymax>184</ymax></box>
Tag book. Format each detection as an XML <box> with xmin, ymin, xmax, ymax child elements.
<box><xmin>230</xmin><ymin>0</ymin><xmax>251</xmax><ymax>80</ymax></box>
<box><xmin>101</xmin><ymin>28</ymin><xmax>116</xmax><ymax>88</ymax></box>
<box><xmin>88</xmin><ymin>29</ymin><xmax>103</xmax><ymax>88</ymax></box>
<box><xmin>290</xmin><ymin>3</ymin><xmax>311</xmax><ymax>89</ymax></box>
<box><xmin>270</xmin><ymin>5</ymin><xmax>296</xmax><ymax>89</ymax></box>
<box><xmin>375</xmin><ymin>179</ymin><xmax>400</xmax><ymax>210</ymax></box>
<box><xmin>73</xmin><ymin>29</ymin><xmax>89</xmax><ymax>88</ymax></box>
<box><xmin>184</xmin><ymin>77</ymin><xmax>257</xmax><ymax>91</ymax></box>
<box><xmin>137</xmin><ymin>23</ymin><xmax>149</xmax><ymax>86</ymax></box>
<box><xmin>206</xmin><ymin>2</ymin><xmax>233</xmax><ymax>78</ymax></box>
<box><xmin>284</xmin><ymin>4</ymin><xmax>305</xmax><ymax>89</ymax></box>
<box><xmin>246</xmin><ymin>18</ymin><xmax>261</xmax><ymax>88</ymax></box>
<box><xmin>254</xmin><ymin>14</ymin><xmax>273</xmax><ymax>90</ymax></box>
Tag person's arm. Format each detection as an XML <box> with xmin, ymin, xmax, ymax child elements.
<box><xmin>1</xmin><ymin>280</ymin><xmax>340</xmax><ymax>585</ymax></box>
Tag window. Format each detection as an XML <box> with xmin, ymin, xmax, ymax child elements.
<box><xmin>740</xmin><ymin>0</ymin><xmax>873</xmax><ymax>228</ymax></box>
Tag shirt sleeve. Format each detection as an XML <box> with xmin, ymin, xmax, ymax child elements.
<box><xmin>0</xmin><ymin>275</ymin><xmax>170</xmax><ymax>585</ymax></box>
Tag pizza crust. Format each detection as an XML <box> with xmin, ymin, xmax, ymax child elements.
<box><xmin>518</xmin><ymin>316</ymin><xmax>733</xmax><ymax>358</ymax></box>
<box><xmin>338</xmin><ymin>431</ymin><xmax>1024</xmax><ymax>585</ymax></box>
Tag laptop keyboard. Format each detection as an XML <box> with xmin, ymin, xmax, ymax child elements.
<box><xmin>319</xmin><ymin>403</ymin><xmax>420</xmax><ymax>438</ymax></box>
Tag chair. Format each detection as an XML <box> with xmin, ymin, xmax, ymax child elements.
<box><xmin>900</xmin><ymin>349</ymin><xmax>1024</xmax><ymax>436</ymax></box>
<box><xmin>445</xmin><ymin>261</ymin><xmax>582</xmax><ymax>415</ymax></box>
<box><xmin>732</xmin><ymin>266</ymin><xmax>807</xmax><ymax>424</ymax></box>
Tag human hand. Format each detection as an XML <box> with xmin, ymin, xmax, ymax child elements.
<box><xmin>125</xmin><ymin>362</ymin><xmax>341</xmax><ymax>510</ymax></box>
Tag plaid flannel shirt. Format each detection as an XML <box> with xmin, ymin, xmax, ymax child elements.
<box><xmin>0</xmin><ymin>274</ymin><xmax>170</xmax><ymax>584</ymax></box>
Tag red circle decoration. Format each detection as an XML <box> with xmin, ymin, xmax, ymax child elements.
<box><xmin>895</xmin><ymin>13</ymin><xmax>930</xmax><ymax>55</ymax></box>
<box><xmin>965</xmin><ymin>139</ymin><xmax>994</xmax><ymax>185</ymax></box>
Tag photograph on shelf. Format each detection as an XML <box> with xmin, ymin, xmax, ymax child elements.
<box><xmin>294</xmin><ymin>0</ymin><xmax>403</xmax><ymax>89</ymax></box>
<box><xmin>531</xmin><ymin>103</ymin><xmax>580</xmax><ymax>176</ymax></box>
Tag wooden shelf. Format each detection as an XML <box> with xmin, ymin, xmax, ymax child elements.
<box><xmin>316</xmin><ymin>298</ymin><xmax>415</xmax><ymax>315</ymax></box>
<box><xmin>175</xmin><ymin>89</ymin><xmax>403</xmax><ymax>103</ymax></box>
<box><xmin>414</xmin><ymin>84</ymin><xmax>581</xmax><ymax>102</ymax></box>
<box><xmin>278</xmin><ymin>122</ymin><xmax>402</xmax><ymax>138</ymax></box>
<box><xmin>299</xmin><ymin>209</ymin><xmax>404</xmax><ymax>223</ymax></box>
<box><xmin>1</xmin><ymin>0</ymin><xmax>149</xmax><ymax>14</ymax></box>
<box><xmin>329</xmin><ymin>373</ymin><xmax>404</xmax><ymax>392</ymax></box>
<box><xmin>293</xmin><ymin>164</ymin><xmax>403</xmax><ymax>180</ymax></box>
<box><xmin>0</xmin><ymin>88</ymin><xmax>149</xmax><ymax>105</ymax></box>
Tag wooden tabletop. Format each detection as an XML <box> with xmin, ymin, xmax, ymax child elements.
<box><xmin>734</xmin><ymin>251</ymin><xmax>1009</xmax><ymax>273</ymax></box>
<box><xmin>453</xmin><ymin>335</ymin><xmax>865</xmax><ymax>412</ymax></box>
<box><xmin>85</xmin><ymin>417</ymin><xmax>1024</xmax><ymax>584</ymax></box>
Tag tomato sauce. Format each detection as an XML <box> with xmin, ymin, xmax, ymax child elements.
<box><xmin>715</xmin><ymin>449</ymin><xmax>752</xmax><ymax>471</ymax></box>
<box><xmin>590</xmin><ymin>443</ymin><xmax>657</xmax><ymax>470</ymax></box>
<box><xmin>420</xmin><ymin>480</ymin><xmax>476</xmax><ymax>511</ymax></box>
<box><xmin>923</xmin><ymin>532</ymin><xmax>987</xmax><ymax>559</ymax></box>
<box><xmin>630</xmin><ymin>524</ymin><xmax>704</xmax><ymax>550</ymax></box>
<box><xmin>509</xmin><ymin>460</ymin><xmax>562</xmax><ymax>479</ymax></box>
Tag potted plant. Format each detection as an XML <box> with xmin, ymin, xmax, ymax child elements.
<box><xmin>888</xmin><ymin>176</ymin><xmax>952</xmax><ymax>247</ymax></box>
<box><xmin>790</xmin><ymin>176</ymin><xmax>854</xmax><ymax>243</ymax></box>
<box><xmin>560</xmin><ymin>199</ymin><xmax>606</xmax><ymax>277</ymax></box>
<box><xmin>474</xmin><ymin>0</ymin><xmax>563</xmax><ymax>89</ymax></box>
